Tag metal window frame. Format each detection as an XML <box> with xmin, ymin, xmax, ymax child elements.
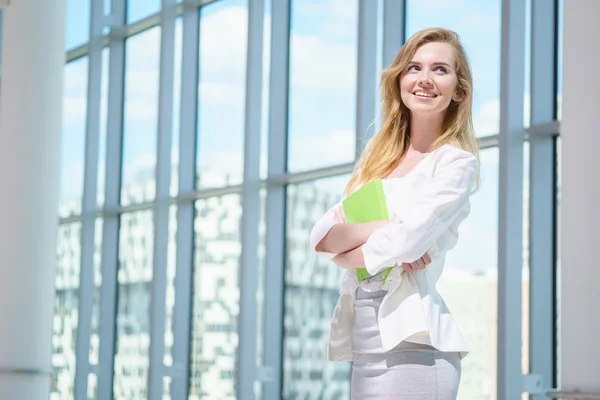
<box><xmin>147</xmin><ymin>0</ymin><xmax>177</xmax><ymax>399</ymax></box>
<box><xmin>355</xmin><ymin>0</ymin><xmax>378</xmax><ymax>157</ymax></box>
<box><xmin>497</xmin><ymin>0</ymin><xmax>527</xmax><ymax>398</ymax></box>
<box><xmin>73</xmin><ymin>0</ymin><xmax>105</xmax><ymax>398</ymax></box>
<box><xmin>65</xmin><ymin>0</ymin><xmax>219</xmax><ymax>63</ymax></box>
<box><xmin>236</xmin><ymin>0</ymin><xmax>265</xmax><ymax>398</ymax></box>
<box><xmin>262</xmin><ymin>0</ymin><xmax>290</xmax><ymax>398</ymax></box>
<box><xmin>169</xmin><ymin>2</ymin><xmax>199</xmax><ymax>398</ymax></box>
<box><xmin>526</xmin><ymin>0</ymin><xmax>559</xmax><ymax>398</ymax></box>
<box><xmin>96</xmin><ymin>0</ymin><xmax>126</xmax><ymax>399</ymax></box>
<box><xmin>382</xmin><ymin>0</ymin><xmax>405</xmax><ymax>68</ymax></box>
<box><xmin>56</xmin><ymin>0</ymin><xmax>566</xmax><ymax>398</ymax></box>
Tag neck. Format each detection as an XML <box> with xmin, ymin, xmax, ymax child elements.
<box><xmin>408</xmin><ymin>112</ymin><xmax>445</xmax><ymax>153</ymax></box>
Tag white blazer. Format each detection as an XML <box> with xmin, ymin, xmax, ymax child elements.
<box><xmin>309</xmin><ymin>143</ymin><xmax>478</xmax><ymax>362</ymax></box>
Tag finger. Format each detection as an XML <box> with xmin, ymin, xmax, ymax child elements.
<box><xmin>417</xmin><ymin>257</ymin><xmax>427</xmax><ymax>269</ymax></box>
<box><xmin>422</xmin><ymin>253</ymin><xmax>431</xmax><ymax>265</ymax></box>
<box><xmin>401</xmin><ymin>262</ymin><xmax>412</xmax><ymax>272</ymax></box>
<box><xmin>413</xmin><ymin>258</ymin><xmax>425</xmax><ymax>270</ymax></box>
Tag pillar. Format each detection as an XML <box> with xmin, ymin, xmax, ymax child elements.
<box><xmin>0</xmin><ymin>0</ymin><xmax>65</xmax><ymax>398</ymax></box>
<box><xmin>560</xmin><ymin>0</ymin><xmax>600</xmax><ymax>393</ymax></box>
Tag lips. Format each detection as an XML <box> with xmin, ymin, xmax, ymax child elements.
<box><xmin>413</xmin><ymin>91</ymin><xmax>438</xmax><ymax>98</ymax></box>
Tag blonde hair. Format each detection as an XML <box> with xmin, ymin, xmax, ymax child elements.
<box><xmin>344</xmin><ymin>28</ymin><xmax>480</xmax><ymax>196</ymax></box>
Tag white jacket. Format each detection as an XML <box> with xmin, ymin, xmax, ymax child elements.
<box><xmin>309</xmin><ymin>143</ymin><xmax>478</xmax><ymax>362</ymax></box>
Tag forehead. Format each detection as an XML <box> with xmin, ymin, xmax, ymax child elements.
<box><xmin>411</xmin><ymin>42</ymin><xmax>455</xmax><ymax>65</ymax></box>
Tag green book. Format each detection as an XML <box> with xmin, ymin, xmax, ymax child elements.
<box><xmin>342</xmin><ymin>178</ymin><xmax>393</xmax><ymax>282</ymax></box>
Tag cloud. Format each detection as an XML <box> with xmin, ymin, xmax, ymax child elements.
<box><xmin>122</xmin><ymin>153</ymin><xmax>157</xmax><ymax>186</ymax></box>
<box><xmin>199</xmin><ymin>82</ymin><xmax>245</xmax><ymax>107</ymax></box>
<box><xmin>288</xmin><ymin>129</ymin><xmax>355</xmax><ymax>171</ymax></box>
<box><xmin>62</xmin><ymin>1</ymin><xmax>516</xmax><ymax>206</ymax></box>
<box><xmin>60</xmin><ymin>159</ymin><xmax>84</xmax><ymax>201</ymax></box>
<box><xmin>62</xmin><ymin>58</ymin><xmax>89</xmax><ymax>128</ymax></box>
<box><xmin>123</xmin><ymin>98</ymin><xmax>159</xmax><ymax>123</ymax></box>
<box><xmin>299</xmin><ymin>0</ymin><xmax>359</xmax><ymax>40</ymax></box>
<box><xmin>62</xmin><ymin>96</ymin><xmax>88</xmax><ymax>128</ymax></box>
<box><xmin>198</xmin><ymin>5</ymin><xmax>248</xmax><ymax>81</ymax></box>
<box><xmin>289</xmin><ymin>33</ymin><xmax>357</xmax><ymax>92</ymax></box>
<box><xmin>421</xmin><ymin>0</ymin><xmax>467</xmax><ymax>13</ymax></box>
<box><xmin>473</xmin><ymin>94</ymin><xmax>532</xmax><ymax>136</ymax></box>
<box><xmin>473</xmin><ymin>98</ymin><xmax>499</xmax><ymax>136</ymax></box>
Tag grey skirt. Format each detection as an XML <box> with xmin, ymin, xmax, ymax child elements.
<box><xmin>351</xmin><ymin>287</ymin><xmax>461</xmax><ymax>400</ymax></box>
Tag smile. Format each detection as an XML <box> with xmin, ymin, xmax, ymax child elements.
<box><xmin>413</xmin><ymin>91</ymin><xmax>438</xmax><ymax>98</ymax></box>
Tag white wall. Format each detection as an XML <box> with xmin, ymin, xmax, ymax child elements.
<box><xmin>560</xmin><ymin>0</ymin><xmax>600</xmax><ymax>392</ymax></box>
<box><xmin>0</xmin><ymin>0</ymin><xmax>65</xmax><ymax>398</ymax></box>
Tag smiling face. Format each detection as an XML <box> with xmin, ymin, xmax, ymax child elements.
<box><xmin>399</xmin><ymin>42</ymin><xmax>461</xmax><ymax>117</ymax></box>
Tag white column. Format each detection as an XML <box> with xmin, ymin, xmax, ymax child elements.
<box><xmin>560</xmin><ymin>0</ymin><xmax>600</xmax><ymax>393</ymax></box>
<box><xmin>0</xmin><ymin>0</ymin><xmax>65</xmax><ymax>398</ymax></box>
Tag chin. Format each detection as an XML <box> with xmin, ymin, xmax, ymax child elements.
<box><xmin>407</xmin><ymin>104</ymin><xmax>440</xmax><ymax>114</ymax></box>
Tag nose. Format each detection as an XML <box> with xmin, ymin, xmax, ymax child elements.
<box><xmin>418</xmin><ymin>77</ymin><xmax>433</xmax><ymax>86</ymax></box>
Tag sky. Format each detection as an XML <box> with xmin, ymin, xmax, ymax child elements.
<box><xmin>59</xmin><ymin>0</ymin><xmax>561</xmax><ymax>271</ymax></box>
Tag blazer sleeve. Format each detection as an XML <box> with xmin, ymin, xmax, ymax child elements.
<box><xmin>309</xmin><ymin>199</ymin><xmax>343</xmax><ymax>261</ymax></box>
<box><xmin>362</xmin><ymin>150</ymin><xmax>478</xmax><ymax>275</ymax></box>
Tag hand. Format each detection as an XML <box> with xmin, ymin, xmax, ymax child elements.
<box><xmin>400</xmin><ymin>252</ymin><xmax>432</xmax><ymax>272</ymax></box>
<box><xmin>332</xmin><ymin>205</ymin><xmax>346</xmax><ymax>224</ymax></box>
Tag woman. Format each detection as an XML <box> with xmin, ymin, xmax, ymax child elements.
<box><xmin>310</xmin><ymin>28</ymin><xmax>480</xmax><ymax>399</ymax></box>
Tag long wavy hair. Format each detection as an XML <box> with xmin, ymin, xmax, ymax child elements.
<box><xmin>344</xmin><ymin>28</ymin><xmax>480</xmax><ymax>196</ymax></box>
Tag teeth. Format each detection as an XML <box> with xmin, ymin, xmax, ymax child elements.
<box><xmin>415</xmin><ymin>91</ymin><xmax>436</xmax><ymax>98</ymax></box>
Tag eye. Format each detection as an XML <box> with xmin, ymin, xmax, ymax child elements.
<box><xmin>434</xmin><ymin>66</ymin><xmax>447</xmax><ymax>73</ymax></box>
<box><xmin>407</xmin><ymin>65</ymin><xmax>420</xmax><ymax>72</ymax></box>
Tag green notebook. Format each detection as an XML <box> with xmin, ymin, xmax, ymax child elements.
<box><xmin>342</xmin><ymin>178</ymin><xmax>393</xmax><ymax>283</ymax></box>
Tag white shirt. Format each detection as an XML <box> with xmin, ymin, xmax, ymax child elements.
<box><xmin>309</xmin><ymin>143</ymin><xmax>478</xmax><ymax>362</ymax></box>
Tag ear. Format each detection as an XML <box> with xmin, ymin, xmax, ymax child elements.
<box><xmin>453</xmin><ymin>92</ymin><xmax>463</xmax><ymax>102</ymax></box>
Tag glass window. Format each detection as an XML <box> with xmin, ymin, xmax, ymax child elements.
<box><xmin>163</xmin><ymin>205</ymin><xmax>178</xmax><ymax>366</ymax></box>
<box><xmin>260</xmin><ymin>0</ymin><xmax>272</xmax><ymax>180</ymax></box>
<box><xmin>286</xmin><ymin>0</ymin><xmax>359</xmax><ymax>173</ymax></box>
<box><xmin>522</xmin><ymin>141</ymin><xmax>530</xmax><ymax>386</ymax></box>
<box><xmin>65</xmin><ymin>0</ymin><xmax>90</xmax><ymax>50</ymax></box>
<box><xmin>127</xmin><ymin>0</ymin><xmax>161</xmax><ymax>24</ymax></box>
<box><xmin>556</xmin><ymin>0</ymin><xmax>563</xmax><ymax>120</ymax></box>
<box><xmin>189</xmin><ymin>194</ymin><xmax>242</xmax><ymax>399</ymax></box>
<box><xmin>406</xmin><ymin>0</ymin><xmax>502</xmax><ymax>137</ymax></box>
<box><xmin>98</xmin><ymin>48</ymin><xmax>110</xmax><ymax>208</ymax></box>
<box><xmin>51</xmin><ymin>222</ymin><xmax>82</xmax><ymax>400</ymax></box>
<box><xmin>113</xmin><ymin>210</ymin><xmax>154</xmax><ymax>399</ymax></box>
<box><xmin>89</xmin><ymin>218</ymin><xmax>103</xmax><ymax>365</ymax></box>
<box><xmin>255</xmin><ymin>188</ymin><xmax>267</xmax><ymax>400</ymax></box>
<box><xmin>88</xmin><ymin>373</ymin><xmax>98</xmax><ymax>399</ymax></box>
<box><xmin>438</xmin><ymin>147</ymin><xmax>499</xmax><ymax>399</ymax></box>
<box><xmin>524</xmin><ymin>0</ymin><xmax>532</xmax><ymax>129</ymax></box>
<box><xmin>60</xmin><ymin>57</ymin><xmax>89</xmax><ymax>218</ymax></box>
<box><xmin>121</xmin><ymin>28</ymin><xmax>161</xmax><ymax>206</ymax></box>
<box><xmin>196</xmin><ymin>0</ymin><xmax>248</xmax><ymax>189</ymax></box>
<box><xmin>163</xmin><ymin>377</ymin><xmax>172</xmax><ymax>399</ymax></box>
<box><xmin>555</xmin><ymin>135</ymin><xmax>561</xmax><ymax>376</ymax></box>
<box><xmin>104</xmin><ymin>0</ymin><xmax>111</xmax><ymax>17</ymax></box>
<box><xmin>283</xmin><ymin>175</ymin><xmax>351</xmax><ymax>398</ymax></box>
<box><xmin>171</xmin><ymin>18</ymin><xmax>183</xmax><ymax>197</ymax></box>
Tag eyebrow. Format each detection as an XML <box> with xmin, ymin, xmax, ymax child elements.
<box><xmin>408</xmin><ymin>61</ymin><xmax>452</xmax><ymax>68</ymax></box>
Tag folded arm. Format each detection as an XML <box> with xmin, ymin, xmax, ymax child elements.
<box><xmin>362</xmin><ymin>151</ymin><xmax>478</xmax><ymax>276</ymax></box>
<box><xmin>315</xmin><ymin>220</ymin><xmax>389</xmax><ymax>254</ymax></box>
<box><xmin>309</xmin><ymin>199</ymin><xmax>388</xmax><ymax>260</ymax></box>
<box><xmin>331</xmin><ymin>244</ymin><xmax>367</xmax><ymax>270</ymax></box>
